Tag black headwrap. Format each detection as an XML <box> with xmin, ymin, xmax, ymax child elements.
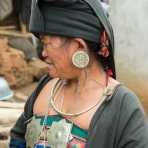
<box><xmin>29</xmin><ymin>0</ymin><xmax>116</xmax><ymax>78</ymax></box>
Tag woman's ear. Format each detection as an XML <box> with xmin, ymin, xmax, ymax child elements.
<box><xmin>73</xmin><ymin>38</ymin><xmax>88</xmax><ymax>51</ymax></box>
<box><xmin>70</xmin><ymin>38</ymin><xmax>90</xmax><ymax>69</ymax></box>
<box><xmin>67</xmin><ymin>38</ymin><xmax>89</xmax><ymax>59</ymax></box>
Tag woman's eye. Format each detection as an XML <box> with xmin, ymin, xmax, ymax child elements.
<box><xmin>43</xmin><ymin>44</ymin><xmax>49</xmax><ymax>49</ymax></box>
<box><xmin>43</xmin><ymin>42</ymin><xmax>52</xmax><ymax>49</ymax></box>
<box><xmin>43</xmin><ymin>44</ymin><xmax>47</xmax><ymax>49</ymax></box>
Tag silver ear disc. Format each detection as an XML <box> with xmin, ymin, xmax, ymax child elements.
<box><xmin>72</xmin><ymin>51</ymin><xmax>89</xmax><ymax>68</ymax></box>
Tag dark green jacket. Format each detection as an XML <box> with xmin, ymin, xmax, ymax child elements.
<box><xmin>10</xmin><ymin>75</ymin><xmax>148</xmax><ymax>148</ymax></box>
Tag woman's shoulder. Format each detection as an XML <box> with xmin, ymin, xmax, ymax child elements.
<box><xmin>24</xmin><ymin>76</ymin><xmax>60</xmax><ymax>116</ymax></box>
<box><xmin>111</xmin><ymin>83</ymin><xmax>146</xmax><ymax>116</ymax></box>
<box><xmin>105</xmin><ymin>78</ymin><xmax>139</xmax><ymax>106</ymax></box>
<box><xmin>35</xmin><ymin>75</ymin><xmax>59</xmax><ymax>91</ymax></box>
<box><xmin>90</xmin><ymin>82</ymin><xmax>147</xmax><ymax>131</ymax></box>
<box><xmin>113</xmin><ymin>83</ymin><xmax>140</xmax><ymax>103</ymax></box>
<box><xmin>40</xmin><ymin>76</ymin><xmax>60</xmax><ymax>91</ymax></box>
<box><xmin>98</xmin><ymin>77</ymin><xmax>146</xmax><ymax>118</ymax></box>
<box><xmin>32</xmin><ymin>76</ymin><xmax>60</xmax><ymax>100</ymax></box>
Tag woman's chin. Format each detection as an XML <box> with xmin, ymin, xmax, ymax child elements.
<box><xmin>47</xmin><ymin>66</ymin><xmax>57</xmax><ymax>78</ymax></box>
<box><xmin>48</xmin><ymin>71</ymin><xmax>57</xmax><ymax>78</ymax></box>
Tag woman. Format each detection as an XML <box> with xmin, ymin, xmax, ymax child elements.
<box><xmin>10</xmin><ymin>0</ymin><xmax>148</xmax><ymax>148</ymax></box>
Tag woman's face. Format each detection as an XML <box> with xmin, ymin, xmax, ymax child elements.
<box><xmin>40</xmin><ymin>35</ymin><xmax>81</xmax><ymax>79</ymax></box>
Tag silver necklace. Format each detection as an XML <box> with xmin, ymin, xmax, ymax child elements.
<box><xmin>50</xmin><ymin>79</ymin><xmax>113</xmax><ymax>117</ymax></box>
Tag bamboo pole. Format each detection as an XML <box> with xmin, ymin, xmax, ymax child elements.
<box><xmin>0</xmin><ymin>30</ymin><xmax>32</xmax><ymax>38</ymax></box>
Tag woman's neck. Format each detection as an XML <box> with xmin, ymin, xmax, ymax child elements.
<box><xmin>66</xmin><ymin>61</ymin><xmax>107</xmax><ymax>94</ymax></box>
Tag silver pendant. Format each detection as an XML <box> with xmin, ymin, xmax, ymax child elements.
<box><xmin>47</xmin><ymin>119</ymin><xmax>73</xmax><ymax>148</ymax></box>
<box><xmin>25</xmin><ymin>116</ymin><xmax>42</xmax><ymax>148</ymax></box>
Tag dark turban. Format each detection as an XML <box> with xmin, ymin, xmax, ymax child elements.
<box><xmin>29</xmin><ymin>0</ymin><xmax>116</xmax><ymax>78</ymax></box>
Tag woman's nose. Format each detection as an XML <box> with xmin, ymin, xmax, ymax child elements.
<box><xmin>42</xmin><ymin>49</ymin><xmax>48</xmax><ymax>59</ymax></box>
<box><xmin>42</xmin><ymin>49</ymin><xmax>48</xmax><ymax>60</ymax></box>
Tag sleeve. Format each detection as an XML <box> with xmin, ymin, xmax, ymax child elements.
<box><xmin>116</xmin><ymin>91</ymin><xmax>148</xmax><ymax>148</ymax></box>
<box><xmin>9</xmin><ymin>74</ymin><xmax>51</xmax><ymax>148</ymax></box>
<box><xmin>9</xmin><ymin>93</ymin><xmax>35</xmax><ymax>148</ymax></box>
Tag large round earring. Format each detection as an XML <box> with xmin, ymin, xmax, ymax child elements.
<box><xmin>72</xmin><ymin>50</ymin><xmax>89</xmax><ymax>68</ymax></box>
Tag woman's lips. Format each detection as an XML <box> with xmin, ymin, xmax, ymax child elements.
<box><xmin>44</xmin><ymin>60</ymin><xmax>53</xmax><ymax>65</ymax></box>
<box><xmin>48</xmin><ymin>62</ymin><xmax>53</xmax><ymax>65</ymax></box>
<box><xmin>45</xmin><ymin>61</ymin><xmax>54</xmax><ymax>69</ymax></box>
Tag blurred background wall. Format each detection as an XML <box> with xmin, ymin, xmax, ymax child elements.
<box><xmin>109</xmin><ymin>0</ymin><xmax>148</xmax><ymax>113</ymax></box>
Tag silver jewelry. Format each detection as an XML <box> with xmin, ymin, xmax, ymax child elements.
<box><xmin>25</xmin><ymin>116</ymin><xmax>42</xmax><ymax>148</ymax></box>
<box><xmin>47</xmin><ymin>119</ymin><xmax>73</xmax><ymax>148</ymax></box>
<box><xmin>50</xmin><ymin>80</ymin><xmax>111</xmax><ymax>117</ymax></box>
<box><xmin>72</xmin><ymin>50</ymin><xmax>89</xmax><ymax>68</ymax></box>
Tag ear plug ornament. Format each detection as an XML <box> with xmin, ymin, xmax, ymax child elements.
<box><xmin>72</xmin><ymin>50</ymin><xmax>89</xmax><ymax>68</ymax></box>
